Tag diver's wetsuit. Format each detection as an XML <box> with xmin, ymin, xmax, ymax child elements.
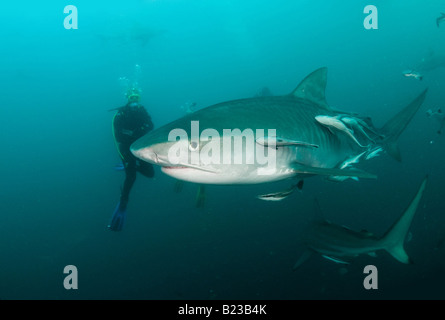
<box><xmin>113</xmin><ymin>103</ymin><xmax>154</xmax><ymax>211</ymax></box>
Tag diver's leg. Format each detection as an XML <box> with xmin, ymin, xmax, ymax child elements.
<box><xmin>120</xmin><ymin>156</ymin><xmax>137</xmax><ymax>209</ymax></box>
<box><xmin>109</xmin><ymin>145</ymin><xmax>137</xmax><ymax>231</ymax></box>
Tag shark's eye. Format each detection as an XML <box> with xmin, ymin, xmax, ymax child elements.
<box><xmin>189</xmin><ymin>140</ymin><xmax>199</xmax><ymax>151</ymax></box>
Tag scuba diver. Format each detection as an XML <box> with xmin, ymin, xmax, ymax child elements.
<box><xmin>109</xmin><ymin>87</ymin><xmax>155</xmax><ymax>231</ymax></box>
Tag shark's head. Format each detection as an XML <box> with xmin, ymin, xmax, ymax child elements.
<box><xmin>132</xmin><ymin>135</ymin><xmax>219</xmax><ymax>183</ymax></box>
<box><xmin>130</xmin><ymin>112</ymin><xmax>285</xmax><ymax>185</ymax></box>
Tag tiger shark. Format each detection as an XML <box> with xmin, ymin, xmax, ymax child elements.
<box><xmin>293</xmin><ymin>176</ymin><xmax>428</xmax><ymax>269</ymax></box>
<box><xmin>131</xmin><ymin>68</ymin><xmax>427</xmax><ymax>185</ymax></box>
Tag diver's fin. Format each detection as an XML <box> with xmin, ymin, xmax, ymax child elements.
<box><xmin>380</xmin><ymin>176</ymin><xmax>428</xmax><ymax>264</ymax></box>
<box><xmin>290</xmin><ymin>67</ymin><xmax>331</xmax><ymax>110</ymax></box>
<box><xmin>108</xmin><ymin>201</ymin><xmax>127</xmax><ymax>232</ymax></box>
<box><xmin>292</xmin><ymin>163</ymin><xmax>377</xmax><ymax>179</ymax></box>
<box><xmin>380</xmin><ymin>89</ymin><xmax>427</xmax><ymax>161</ymax></box>
<box><xmin>293</xmin><ymin>250</ymin><xmax>313</xmax><ymax>271</ymax></box>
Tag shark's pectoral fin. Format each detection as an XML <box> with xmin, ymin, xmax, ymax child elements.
<box><xmin>292</xmin><ymin>163</ymin><xmax>377</xmax><ymax>179</ymax></box>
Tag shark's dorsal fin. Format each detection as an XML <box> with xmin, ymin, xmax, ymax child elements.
<box><xmin>290</xmin><ymin>67</ymin><xmax>331</xmax><ymax>110</ymax></box>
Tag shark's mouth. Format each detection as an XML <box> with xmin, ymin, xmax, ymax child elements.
<box><xmin>131</xmin><ymin>146</ymin><xmax>218</xmax><ymax>173</ymax></box>
<box><xmin>163</xmin><ymin>166</ymin><xmax>188</xmax><ymax>169</ymax></box>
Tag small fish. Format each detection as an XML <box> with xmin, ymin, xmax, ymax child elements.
<box><xmin>327</xmin><ymin>151</ymin><xmax>367</xmax><ymax>182</ymax></box>
<box><xmin>327</xmin><ymin>176</ymin><xmax>359</xmax><ymax>182</ymax></box>
<box><xmin>340</xmin><ymin>151</ymin><xmax>367</xmax><ymax>169</ymax></box>
<box><xmin>402</xmin><ymin>69</ymin><xmax>423</xmax><ymax>81</ymax></box>
<box><xmin>315</xmin><ymin>115</ymin><xmax>367</xmax><ymax>148</ymax></box>
<box><xmin>257</xmin><ymin>181</ymin><xmax>303</xmax><ymax>201</ymax></box>
<box><xmin>256</xmin><ymin>136</ymin><xmax>319</xmax><ymax>149</ymax></box>
<box><xmin>365</xmin><ymin>147</ymin><xmax>383</xmax><ymax>160</ymax></box>
<box><xmin>339</xmin><ymin>116</ymin><xmax>378</xmax><ymax>142</ymax></box>
<box><xmin>321</xmin><ymin>255</ymin><xmax>350</xmax><ymax>265</ymax></box>
<box><xmin>180</xmin><ymin>101</ymin><xmax>197</xmax><ymax>114</ymax></box>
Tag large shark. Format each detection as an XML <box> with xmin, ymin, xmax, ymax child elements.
<box><xmin>293</xmin><ymin>176</ymin><xmax>428</xmax><ymax>269</ymax></box>
<box><xmin>131</xmin><ymin>68</ymin><xmax>427</xmax><ymax>185</ymax></box>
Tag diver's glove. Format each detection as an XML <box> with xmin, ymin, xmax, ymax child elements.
<box><xmin>108</xmin><ymin>201</ymin><xmax>126</xmax><ymax>231</ymax></box>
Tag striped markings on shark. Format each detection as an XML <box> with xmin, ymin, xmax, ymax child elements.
<box><xmin>293</xmin><ymin>176</ymin><xmax>428</xmax><ymax>270</ymax></box>
<box><xmin>131</xmin><ymin>68</ymin><xmax>427</xmax><ymax>186</ymax></box>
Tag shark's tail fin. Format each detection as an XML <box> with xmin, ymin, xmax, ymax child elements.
<box><xmin>379</xmin><ymin>89</ymin><xmax>427</xmax><ymax>161</ymax></box>
<box><xmin>380</xmin><ymin>176</ymin><xmax>428</xmax><ymax>264</ymax></box>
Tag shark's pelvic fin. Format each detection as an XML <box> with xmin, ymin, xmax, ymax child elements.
<box><xmin>380</xmin><ymin>89</ymin><xmax>428</xmax><ymax>161</ymax></box>
<box><xmin>380</xmin><ymin>175</ymin><xmax>428</xmax><ymax>264</ymax></box>
<box><xmin>290</xmin><ymin>67</ymin><xmax>331</xmax><ymax>110</ymax></box>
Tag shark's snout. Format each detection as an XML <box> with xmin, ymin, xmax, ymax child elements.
<box><xmin>131</xmin><ymin>146</ymin><xmax>158</xmax><ymax>164</ymax></box>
